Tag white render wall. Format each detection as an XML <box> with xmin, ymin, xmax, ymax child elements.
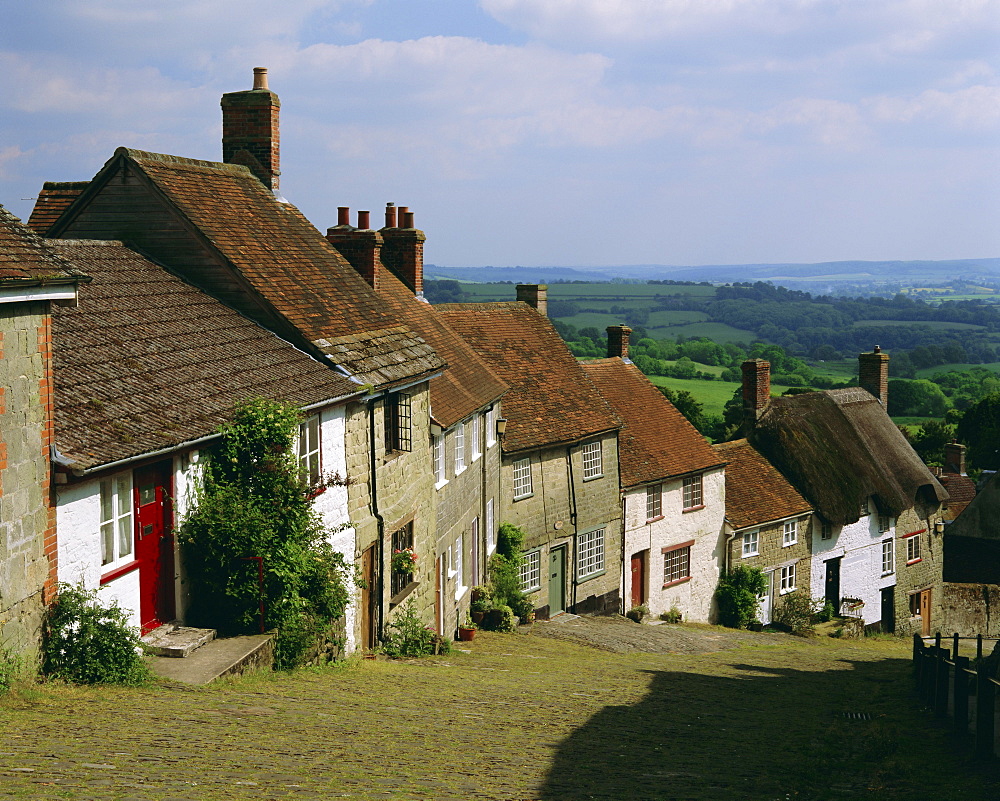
<box><xmin>810</xmin><ymin>510</ymin><xmax>895</xmax><ymax>625</ymax></box>
<box><xmin>55</xmin><ymin>474</ymin><xmax>142</xmax><ymax>631</ymax></box>
<box><xmin>622</xmin><ymin>467</ymin><xmax>726</xmax><ymax>623</ymax></box>
<box><xmin>308</xmin><ymin>405</ymin><xmax>357</xmax><ymax>654</ymax></box>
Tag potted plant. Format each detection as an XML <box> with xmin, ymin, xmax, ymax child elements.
<box><xmin>626</xmin><ymin>604</ymin><xmax>649</xmax><ymax>623</ymax></box>
<box><xmin>470</xmin><ymin>590</ymin><xmax>491</xmax><ymax>624</ymax></box>
<box><xmin>391</xmin><ymin>548</ymin><xmax>417</xmax><ymax>576</ymax></box>
<box><xmin>513</xmin><ymin>596</ymin><xmax>535</xmax><ymax>624</ymax></box>
<box><xmin>457</xmin><ymin>614</ymin><xmax>477</xmax><ymax>642</ymax></box>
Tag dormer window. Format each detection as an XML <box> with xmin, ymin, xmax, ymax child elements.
<box><xmin>860</xmin><ymin>497</ymin><xmax>870</xmax><ymax>516</ymax></box>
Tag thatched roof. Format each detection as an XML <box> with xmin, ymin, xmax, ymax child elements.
<box><xmin>749</xmin><ymin>387</ymin><xmax>947</xmax><ymax>525</ymax></box>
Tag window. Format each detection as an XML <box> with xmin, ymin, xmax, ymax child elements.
<box><xmin>469</xmin><ymin>415</ymin><xmax>481</xmax><ymax>462</ymax></box>
<box><xmin>385</xmin><ymin>392</ymin><xmax>412</xmax><ymax>453</ymax></box>
<box><xmin>454</xmin><ymin>422</ymin><xmax>466</xmax><ymax>473</ymax></box>
<box><xmin>432</xmin><ymin>434</ymin><xmax>446</xmax><ymax>486</ymax></box>
<box><xmin>860</xmin><ymin>496</ymin><xmax>870</xmax><ymax>516</ymax></box>
<box><xmin>513</xmin><ymin>457</ymin><xmax>532</xmax><ymax>499</ymax></box>
<box><xmin>582</xmin><ymin>441</ymin><xmax>603</xmax><ymax>479</ymax></box>
<box><xmin>520</xmin><ymin>549</ymin><xmax>541</xmax><ymax>592</ymax></box>
<box><xmin>646</xmin><ymin>484</ymin><xmax>662</xmax><ymax>521</ymax></box>
<box><xmin>100</xmin><ymin>474</ymin><xmax>133</xmax><ymax>568</ymax></box>
<box><xmin>663</xmin><ymin>545</ymin><xmax>691</xmax><ymax>585</ymax></box>
<box><xmin>577</xmin><ymin>528</ymin><xmax>605</xmax><ymax>580</ymax></box>
<box><xmin>486</xmin><ymin>406</ymin><xmax>497</xmax><ymax>447</ymax></box>
<box><xmin>878</xmin><ymin>515</ymin><xmax>892</xmax><ymax>534</ymax></box>
<box><xmin>909</xmin><ymin>593</ymin><xmax>922</xmax><ymax>617</ymax></box>
<box><xmin>820</xmin><ymin>520</ymin><xmax>832</xmax><ymax>540</ymax></box>
<box><xmin>779</xmin><ymin>563</ymin><xmax>797</xmax><ymax>594</ymax></box>
<box><xmin>742</xmin><ymin>530</ymin><xmax>759</xmax><ymax>558</ymax></box>
<box><xmin>882</xmin><ymin>539</ymin><xmax>895</xmax><ymax>575</ymax></box>
<box><xmin>682</xmin><ymin>475</ymin><xmax>703</xmax><ymax>510</ymax></box>
<box><xmin>782</xmin><ymin>520</ymin><xmax>798</xmax><ymax>547</ymax></box>
<box><xmin>390</xmin><ymin>522</ymin><xmax>414</xmax><ymax>597</ymax></box>
<box><xmin>906</xmin><ymin>532</ymin><xmax>921</xmax><ymax>564</ymax></box>
<box><xmin>297</xmin><ymin>415</ymin><xmax>321</xmax><ymax>486</ymax></box>
<box><xmin>454</xmin><ymin>533</ymin><xmax>465</xmax><ymax>600</ymax></box>
<box><xmin>485</xmin><ymin>498</ymin><xmax>495</xmax><ymax>554</ymax></box>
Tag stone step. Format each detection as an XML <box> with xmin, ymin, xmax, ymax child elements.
<box><xmin>146</xmin><ymin>632</ymin><xmax>275</xmax><ymax>685</ymax></box>
<box><xmin>142</xmin><ymin>623</ymin><xmax>216</xmax><ymax>658</ymax></box>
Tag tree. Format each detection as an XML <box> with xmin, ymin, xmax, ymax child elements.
<box><xmin>911</xmin><ymin>420</ymin><xmax>955</xmax><ymax>467</ymax></box>
<box><xmin>179</xmin><ymin>398</ymin><xmax>350</xmax><ymax>669</ymax></box>
<box><xmin>715</xmin><ymin>565</ymin><xmax>768</xmax><ymax>628</ymax></box>
<box><xmin>658</xmin><ymin>386</ymin><xmax>707</xmax><ymax>434</ymax></box>
<box><xmin>956</xmin><ymin>393</ymin><xmax>1000</xmax><ymax>470</ymax></box>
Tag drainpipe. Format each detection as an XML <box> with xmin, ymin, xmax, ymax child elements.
<box><xmin>368</xmin><ymin>400</ymin><xmax>386</xmax><ymax>644</ymax></box>
<box><xmin>566</xmin><ymin>445</ymin><xmax>579</xmax><ymax>612</ymax></box>
<box><xmin>620</xmin><ymin>494</ymin><xmax>627</xmax><ymax>615</ymax></box>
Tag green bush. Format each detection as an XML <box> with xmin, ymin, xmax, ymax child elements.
<box><xmin>773</xmin><ymin>591</ymin><xmax>820</xmax><ymax>636</ymax></box>
<box><xmin>382</xmin><ymin>600</ymin><xmax>449</xmax><ymax>657</ymax></box>
<box><xmin>42</xmin><ymin>584</ymin><xmax>151</xmax><ymax>685</ymax></box>
<box><xmin>0</xmin><ymin>648</ymin><xmax>27</xmax><ymax>695</ymax></box>
<box><xmin>179</xmin><ymin>398</ymin><xmax>350</xmax><ymax>669</ymax></box>
<box><xmin>815</xmin><ymin>600</ymin><xmax>836</xmax><ymax>623</ymax></box>
<box><xmin>482</xmin><ymin>522</ymin><xmax>531</xmax><ymax>632</ymax></box>
<box><xmin>714</xmin><ymin>565</ymin><xmax>767</xmax><ymax>628</ymax></box>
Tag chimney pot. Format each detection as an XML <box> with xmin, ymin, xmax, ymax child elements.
<box><xmin>606</xmin><ymin>325</ymin><xmax>632</xmax><ymax>360</ymax></box>
<box><xmin>385</xmin><ymin>203</ymin><xmax>397</xmax><ymax>228</ymax></box>
<box><xmin>402</xmin><ymin>211</ymin><xmax>415</xmax><ymax>229</ymax></box>
<box><xmin>381</xmin><ymin>217</ymin><xmax>425</xmax><ymax>297</ymax></box>
<box><xmin>516</xmin><ymin>284</ymin><xmax>548</xmax><ymax>317</ymax></box>
<box><xmin>358</xmin><ymin>210</ymin><xmax>371</xmax><ymax>230</ymax></box>
<box><xmin>253</xmin><ymin>67</ymin><xmax>269</xmax><ymax>91</ymax></box>
<box><xmin>337</xmin><ymin>206</ymin><xmax>350</xmax><ymax>227</ymax></box>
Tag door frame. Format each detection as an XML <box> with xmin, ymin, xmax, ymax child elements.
<box><xmin>548</xmin><ymin>545</ymin><xmax>567</xmax><ymax>616</ymax></box>
<box><xmin>630</xmin><ymin>550</ymin><xmax>647</xmax><ymax>609</ymax></box>
<box><xmin>132</xmin><ymin>459</ymin><xmax>175</xmax><ymax>634</ymax></box>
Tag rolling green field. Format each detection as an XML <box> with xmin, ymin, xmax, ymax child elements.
<box><xmin>646</xmin><ymin>375</ymin><xmax>738</xmax><ymax>417</ymax></box>
<box><xmin>854</xmin><ymin>319</ymin><xmax>986</xmax><ymax>331</ymax></box>
<box><xmin>915</xmin><ymin>362</ymin><xmax>1000</xmax><ymax>378</ymax></box>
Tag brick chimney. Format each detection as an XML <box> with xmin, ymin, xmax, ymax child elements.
<box><xmin>741</xmin><ymin>359</ymin><xmax>771</xmax><ymax>425</ymax></box>
<box><xmin>326</xmin><ymin>208</ymin><xmax>383</xmax><ymax>290</ymax></box>
<box><xmin>222</xmin><ymin>67</ymin><xmax>281</xmax><ymax>192</ymax></box>
<box><xmin>606</xmin><ymin>325</ymin><xmax>632</xmax><ymax>361</ymax></box>
<box><xmin>516</xmin><ymin>284</ymin><xmax>547</xmax><ymax>316</ymax></box>
<box><xmin>859</xmin><ymin>345</ymin><xmax>889</xmax><ymax>406</ymax></box>
<box><xmin>944</xmin><ymin>441</ymin><xmax>967</xmax><ymax>476</ymax></box>
<box><xmin>380</xmin><ymin>203</ymin><xmax>425</xmax><ymax>299</ymax></box>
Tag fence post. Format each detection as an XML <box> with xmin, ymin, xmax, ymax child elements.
<box><xmin>954</xmin><ymin>656</ymin><xmax>970</xmax><ymax>735</ymax></box>
<box><xmin>953</xmin><ymin>632</ymin><xmax>960</xmax><ymax>660</ymax></box>
<box><xmin>976</xmin><ymin>669</ymin><xmax>996</xmax><ymax>758</ymax></box>
<box><xmin>977</xmin><ymin>633</ymin><xmax>983</xmax><ymax>661</ymax></box>
<box><xmin>935</xmin><ymin>646</ymin><xmax>950</xmax><ymax>718</ymax></box>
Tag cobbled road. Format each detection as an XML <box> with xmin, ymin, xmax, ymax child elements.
<box><xmin>1</xmin><ymin>616</ymin><xmax>996</xmax><ymax>801</ymax></box>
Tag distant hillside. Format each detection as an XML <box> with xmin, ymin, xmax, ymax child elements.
<box><xmin>426</xmin><ymin>259</ymin><xmax>1000</xmax><ymax>293</ymax></box>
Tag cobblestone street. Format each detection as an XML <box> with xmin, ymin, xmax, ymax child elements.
<box><xmin>1</xmin><ymin>618</ymin><xmax>996</xmax><ymax>801</ymax></box>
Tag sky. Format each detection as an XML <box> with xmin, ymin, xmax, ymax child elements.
<box><xmin>1</xmin><ymin>0</ymin><xmax>998</xmax><ymax>268</ymax></box>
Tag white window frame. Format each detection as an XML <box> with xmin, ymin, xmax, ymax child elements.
<box><xmin>782</xmin><ymin>519</ymin><xmax>798</xmax><ymax>547</ymax></box>
<box><xmin>454</xmin><ymin>422</ymin><xmax>466</xmax><ymax>474</ymax></box>
<box><xmin>447</xmin><ymin>544</ymin><xmax>456</xmax><ymax>578</ymax></box>
<box><xmin>100</xmin><ymin>473</ymin><xmax>134</xmax><ymax>570</ymax></box>
<box><xmin>663</xmin><ymin>545</ymin><xmax>691</xmax><ymax>585</ymax></box>
<box><xmin>742</xmin><ymin>530</ymin><xmax>759</xmax><ymax>558</ymax></box>
<box><xmin>485</xmin><ymin>498</ymin><xmax>496</xmax><ymax>554</ymax></box>
<box><xmin>577</xmin><ymin>528</ymin><xmax>605</xmax><ymax>580</ymax></box>
<box><xmin>520</xmin><ymin>549</ymin><xmax>541</xmax><ymax>592</ymax></box>
<box><xmin>779</xmin><ymin>563</ymin><xmax>797</xmax><ymax>594</ymax></box>
<box><xmin>432</xmin><ymin>433</ymin><xmax>446</xmax><ymax>488</ymax></box>
<box><xmin>906</xmin><ymin>532</ymin><xmax>921</xmax><ymax>563</ymax></box>
<box><xmin>582</xmin><ymin>441</ymin><xmax>603</xmax><ymax>479</ymax></box>
<box><xmin>860</xmin><ymin>496</ymin><xmax>870</xmax><ymax>516</ymax></box>
<box><xmin>646</xmin><ymin>484</ymin><xmax>662</xmax><ymax>521</ymax></box>
<box><xmin>882</xmin><ymin>538</ymin><xmax>895</xmax><ymax>575</ymax></box>
<box><xmin>878</xmin><ymin>515</ymin><xmax>892</xmax><ymax>534</ymax></box>
<box><xmin>682</xmin><ymin>474</ymin><xmax>703</xmax><ymax>510</ymax></box>
<box><xmin>469</xmin><ymin>414</ymin><xmax>481</xmax><ymax>462</ymax></box>
<box><xmin>297</xmin><ymin>414</ymin><xmax>321</xmax><ymax>486</ymax></box>
<box><xmin>454</xmin><ymin>533</ymin><xmax>467</xmax><ymax>600</ymax></box>
<box><xmin>512</xmin><ymin>457</ymin><xmax>532</xmax><ymax>499</ymax></box>
<box><xmin>820</xmin><ymin>520</ymin><xmax>832</xmax><ymax>540</ymax></box>
<box><xmin>486</xmin><ymin>406</ymin><xmax>497</xmax><ymax>447</ymax></box>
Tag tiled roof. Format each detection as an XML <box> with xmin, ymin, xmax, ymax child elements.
<box><xmin>371</xmin><ymin>267</ymin><xmax>506</xmax><ymax>428</ymax></box>
<box><xmin>436</xmin><ymin>302</ymin><xmax>619</xmax><ymax>452</ymax></box>
<box><xmin>714</xmin><ymin>438</ymin><xmax>812</xmax><ymax>530</ymax></box>
<box><xmin>49</xmin><ymin>239</ymin><xmax>361</xmax><ymax>471</ymax></box>
<box><xmin>62</xmin><ymin>149</ymin><xmax>444</xmax><ymax>388</ymax></box>
<box><xmin>939</xmin><ymin>472</ymin><xmax>977</xmax><ymax>519</ymax></box>
<box><xmin>582</xmin><ymin>358</ymin><xmax>722</xmax><ymax>487</ymax></box>
<box><xmin>0</xmin><ymin>205</ymin><xmax>82</xmax><ymax>282</ymax></box>
<box><xmin>27</xmin><ymin>182</ymin><xmax>90</xmax><ymax>235</ymax></box>
<box><xmin>750</xmin><ymin>387</ymin><xmax>947</xmax><ymax>525</ymax></box>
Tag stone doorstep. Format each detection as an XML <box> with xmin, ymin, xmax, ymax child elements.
<box><xmin>146</xmin><ymin>632</ymin><xmax>275</xmax><ymax>685</ymax></box>
<box><xmin>141</xmin><ymin>623</ymin><xmax>216</xmax><ymax>658</ymax></box>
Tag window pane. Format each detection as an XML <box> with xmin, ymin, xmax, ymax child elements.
<box><xmin>100</xmin><ymin>480</ymin><xmax>113</xmax><ymax>525</ymax></box>
<box><xmin>101</xmin><ymin>522</ymin><xmax>114</xmax><ymax>566</ymax></box>
<box><xmin>118</xmin><ymin>517</ymin><xmax>133</xmax><ymax>558</ymax></box>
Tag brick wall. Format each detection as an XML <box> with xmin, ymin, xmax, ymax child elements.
<box><xmin>0</xmin><ymin>302</ymin><xmax>54</xmax><ymax>661</ymax></box>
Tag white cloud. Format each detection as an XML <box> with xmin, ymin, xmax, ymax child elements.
<box><xmin>867</xmin><ymin>85</ymin><xmax>1000</xmax><ymax>131</ymax></box>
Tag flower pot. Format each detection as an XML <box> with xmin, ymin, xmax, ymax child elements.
<box><xmin>471</xmin><ymin>610</ymin><xmax>485</xmax><ymax>625</ymax></box>
<box><xmin>520</xmin><ymin>611</ymin><xmax>535</xmax><ymax>625</ymax></box>
<box><xmin>458</xmin><ymin>626</ymin><xmax>476</xmax><ymax>642</ymax></box>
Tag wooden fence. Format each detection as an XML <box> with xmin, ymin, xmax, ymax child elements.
<box><xmin>913</xmin><ymin>633</ymin><xmax>1000</xmax><ymax>758</ymax></box>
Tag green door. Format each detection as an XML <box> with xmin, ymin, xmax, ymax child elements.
<box><xmin>548</xmin><ymin>546</ymin><xmax>566</xmax><ymax>615</ymax></box>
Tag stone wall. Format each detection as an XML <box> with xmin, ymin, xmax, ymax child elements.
<box><xmin>0</xmin><ymin>302</ymin><xmax>53</xmax><ymax>661</ymax></box>
<box><xmin>893</xmin><ymin>507</ymin><xmax>944</xmax><ymax>637</ymax></box>
<box><xmin>941</xmin><ymin>583</ymin><xmax>1000</xmax><ymax>637</ymax></box>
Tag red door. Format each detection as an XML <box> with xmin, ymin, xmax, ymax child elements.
<box><xmin>631</xmin><ymin>551</ymin><xmax>646</xmax><ymax>608</ymax></box>
<box><xmin>134</xmin><ymin>461</ymin><xmax>175</xmax><ymax>633</ymax></box>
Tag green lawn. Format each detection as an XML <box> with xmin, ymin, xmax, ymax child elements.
<box><xmin>916</xmin><ymin>362</ymin><xmax>1000</xmax><ymax>379</ymax></box>
<box><xmin>647</xmin><ymin>375</ymin><xmax>738</xmax><ymax>417</ymax></box>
